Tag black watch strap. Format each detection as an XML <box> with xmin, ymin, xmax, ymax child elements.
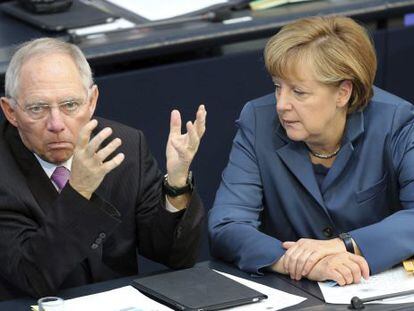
<box><xmin>339</xmin><ymin>232</ymin><xmax>355</xmax><ymax>254</ymax></box>
<box><xmin>163</xmin><ymin>171</ymin><xmax>194</xmax><ymax>197</ymax></box>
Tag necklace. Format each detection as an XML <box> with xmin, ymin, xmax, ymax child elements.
<box><xmin>307</xmin><ymin>145</ymin><xmax>341</xmax><ymax>159</ymax></box>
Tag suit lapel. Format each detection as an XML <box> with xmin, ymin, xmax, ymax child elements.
<box><xmin>275</xmin><ymin>124</ymin><xmax>326</xmax><ymax>209</ymax></box>
<box><xmin>4</xmin><ymin>123</ymin><xmax>58</xmax><ymax>212</ymax></box>
<box><xmin>321</xmin><ymin>111</ymin><xmax>364</xmax><ymax>193</ymax></box>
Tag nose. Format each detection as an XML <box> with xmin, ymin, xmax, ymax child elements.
<box><xmin>46</xmin><ymin>107</ymin><xmax>66</xmax><ymax>133</ymax></box>
<box><xmin>276</xmin><ymin>87</ymin><xmax>292</xmax><ymax>113</ymax></box>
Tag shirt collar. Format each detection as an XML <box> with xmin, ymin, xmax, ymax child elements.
<box><xmin>34</xmin><ymin>154</ymin><xmax>72</xmax><ymax>179</ymax></box>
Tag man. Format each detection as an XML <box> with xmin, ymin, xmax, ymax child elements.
<box><xmin>0</xmin><ymin>38</ymin><xmax>206</xmax><ymax>300</ymax></box>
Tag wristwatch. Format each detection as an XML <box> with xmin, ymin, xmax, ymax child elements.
<box><xmin>339</xmin><ymin>232</ymin><xmax>355</xmax><ymax>254</ymax></box>
<box><xmin>163</xmin><ymin>171</ymin><xmax>194</xmax><ymax>197</ymax></box>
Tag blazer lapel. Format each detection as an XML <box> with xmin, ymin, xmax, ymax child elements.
<box><xmin>321</xmin><ymin>111</ymin><xmax>364</xmax><ymax>193</ymax></box>
<box><xmin>275</xmin><ymin>124</ymin><xmax>326</xmax><ymax>209</ymax></box>
<box><xmin>4</xmin><ymin>123</ymin><xmax>58</xmax><ymax>212</ymax></box>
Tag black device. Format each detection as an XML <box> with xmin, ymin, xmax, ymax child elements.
<box><xmin>18</xmin><ymin>0</ymin><xmax>72</xmax><ymax>14</ymax></box>
<box><xmin>132</xmin><ymin>266</ymin><xmax>267</xmax><ymax>310</ymax></box>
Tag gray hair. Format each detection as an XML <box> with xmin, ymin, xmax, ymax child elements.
<box><xmin>5</xmin><ymin>37</ymin><xmax>93</xmax><ymax>99</ymax></box>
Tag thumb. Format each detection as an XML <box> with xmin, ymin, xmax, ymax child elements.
<box><xmin>282</xmin><ymin>241</ymin><xmax>296</xmax><ymax>249</ymax></box>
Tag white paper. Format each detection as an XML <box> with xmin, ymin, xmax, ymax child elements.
<box><xmin>69</xmin><ymin>18</ymin><xmax>135</xmax><ymax>36</ymax></box>
<box><xmin>61</xmin><ymin>286</ymin><xmax>172</xmax><ymax>311</ymax></box>
<box><xmin>32</xmin><ymin>271</ymin><xmax>306</xmax><ymax>311</ymax></box>
<box><xmin>214</xmin><ymin>270</ymin><xmax>307</xmax><ymax>310</ymax></box>
<box><xmin>318</xmin><ymin>266</ymin><xmax>414</xmax><ymax>304</ymax></box>
<box><xmin>105</xmin><ymin>0</ymin><xmax>228</xmax><ymax>21</ymax></box>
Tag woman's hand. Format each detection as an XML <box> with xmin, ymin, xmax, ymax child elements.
<box><xmin>282</xmin><ymin>238</ymin><xmax>346</xmax><ymax>280</ymax></box>
<box><xmin>307</xmin><ymin>252</ymin><xmax>370</xmax><ymax>286</ymax></box>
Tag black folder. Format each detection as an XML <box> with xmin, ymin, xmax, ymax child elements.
<box><xmin>131</xmin><ymin>266</ymin><xmax>267</xmax><ymax>311</ymax></box>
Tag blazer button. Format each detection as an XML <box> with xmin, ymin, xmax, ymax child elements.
<box><xmin>95</xmin><ymin>237</ymin><xmax>102</xmax><ymax>244</ymax></box>
<box><xmin>99</xmin><ymin>232</ymin><xmax>106</xmax><ymax>239</ymax></box>
<box><xmin>323</xmin><ymin>227</ymin><xmax>334</xmax><ymax>238</ymax></box>
<box><xmin>91</xmin><ymin>243</ymin><xmax>99</xmax><ymax>250</ymax></box>
<box><xmin>176</xmin><ymin>226</ymin><xmax>183</xmax><ymax>238</ymax></box>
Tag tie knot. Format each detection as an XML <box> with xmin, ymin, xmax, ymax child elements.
<box><xmin>51</xmin><ymin>166</ymin><xmax>70</xmax><ymax>191</ymax></box>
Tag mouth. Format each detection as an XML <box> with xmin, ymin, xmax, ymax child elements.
<box><xmin>47</xmin><ymin>141</ymin><xmax>72</xmax><ymax>149</ymax></box>
<box><xmin>282</xmin><ymin>120</ymin><xmax>299</xmax><ymax>127</ymax></box>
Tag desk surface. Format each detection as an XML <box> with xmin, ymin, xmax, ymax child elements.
<box><xmin>0</xmin><ymin>260</ymin><xmax>413</xmax><ymax>311</ymax></box>
<box><xmin>1</xmin><ymin>0</ymin><xmax>414</xmax><ymax>79</ymax></box>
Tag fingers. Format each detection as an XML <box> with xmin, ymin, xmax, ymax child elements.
<box><xmin>350</xmin><ymin>254</ymin><xmax>370</xmax><ymax>280</ymax></box>
<box><xmin>194</xmin><ymin>104</ymin><xmax>206</xmax><ymax>138</ymax></box>
<box><xmin>95</xmin><ymin>137</ymin><xmax>122</xmax><ymax>162</ymax></box>
<box><xmin>293</xmin><ymin>249</ymin><xmax>324</xmax><ymax>280</ymax></box>
<box><xmin>330</xmin><ymin>269</ymin><xmax>347</xmax><ymax>286</ymax></box>
<box><xmin>71</xmin><ymin>122</ymin><xmax>124</xmax><ymax>199</ymax></box>
<box><xmin>283</xmin><ymin>239</ymin><xmax>325</xmax><ymax>280</ymax></box>
<box><xmin>169</xmin><ymin>105</ymin><xmax>206</xmax><ymax>141</ymax></box>
<box><xmin>102</xmin><ymin>152</ymin><xmax>125</xmax><ymax>173</ymax></box>
<box><xmin>77</xmin><ymin>119</ymin><xmax>98</xmax><ymax>148</ymax></box>
<box><xmin>167</xmin><ymin>105</ymin><xmax>206</xmax><ymax>164</ymax></box>
<box><xmin>302</xmin><ymin>252</ymin><xmax>321</xmax><ymax>276</ymax></box>
<box><xmin>284</xmin><ymin>245</ymin><xmax>309</xmax><ymax>280</ymax></box>
<box><xmin>343</xmin><ymin>260</ymin><xmax>362</xmax><ymax>284</ymax></box>
<box><xmin>87</xmin><ymin>127</ymin><xmax>113</xmax><ymax>156</ymax></box>
<box><xmin>323</xmin><ymin>253</ymin><xmax>369</xmax><ymax>286</ymax></box>
<box><xmin>186</xmin><ymin>121</ymin><xmax>199</xmax><ymax>151</ymax></box>
<box><xmin>283</xmin><ymin>242</ymin><xmax>304</xmax><ymax>279</ymax></box>
<box><xmin>282</xmin><ymin>241</ymin><xmax>295</xmax><ymax>249</ymax></box>
<box><xmin>170</xmin><ymin>110</ymin><xmax>182</xmax><ymax>136</ymax></box>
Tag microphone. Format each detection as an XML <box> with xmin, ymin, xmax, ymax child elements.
<box><xmin>349</xmin><ymin>289</ymin><xmax>414</xmax><ymax>310</ymax></box>
<box><xmin>69</xmin><ymin>10</ymin><xmax>231</xmax><ymax>43</ymax></box>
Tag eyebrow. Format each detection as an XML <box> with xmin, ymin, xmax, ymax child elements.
<box><xmin>24</xmin><ymin>96</ymin><xmax>84</xmax><ymax>106</ymax></box>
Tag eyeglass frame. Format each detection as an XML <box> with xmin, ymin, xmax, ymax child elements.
<box><xmin>8</xmin><ymin>89</ymin><xmax>92</xmax><ymax>121</ymax></box>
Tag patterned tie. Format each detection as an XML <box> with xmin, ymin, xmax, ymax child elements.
<box><xmin>51</xmin><ymin>166</ymin><xmax>70</xmax><ymax>191</ymax></box>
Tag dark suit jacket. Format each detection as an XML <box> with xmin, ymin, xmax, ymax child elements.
<box><xmin>0</xmin><ymin>117</ymin><xmax>204</xmax><ymax>300</ymax></box>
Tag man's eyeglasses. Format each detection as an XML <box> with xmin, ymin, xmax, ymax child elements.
<box><xmin>12</xmin><ymin>99</ymin><xmax>87</xmax><ymax>120</ymax></box>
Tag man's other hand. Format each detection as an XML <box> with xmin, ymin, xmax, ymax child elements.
<box><xmin>70</xmin><ymin>119</ymin><xmax>124</xmax><ymax>199</ymax></box>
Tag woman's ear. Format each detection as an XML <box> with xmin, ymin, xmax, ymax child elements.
<box><xmin>336</xmin><ymin>80</ymin><xmax>353</xmax><ymax>108</ymax></box>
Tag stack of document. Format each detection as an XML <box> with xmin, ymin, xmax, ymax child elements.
<box><xmin>318</xmin><ymin>266</ymin><xmax>414</xmax><ymax>304</ymax></box>
<box><xmin>32</xmin><ymin>271</ymin><xmax>306</xmax><ymax>310</ymax></box>
<box><xmin>214</xmin><ymin>270</ymin><xmax>306</xmax><ymax>310</ymax></box>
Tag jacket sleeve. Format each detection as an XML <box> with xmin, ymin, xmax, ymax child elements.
<box><xmin>0</xmin><ymin>184</ymin><xmax>121</xmax><ymax>298</ymax></box>
<box><xmin>350</xmin><ymin>103</ymin><xmax>414</xmax><ymax>274</ymax></box>
<box><xmin>134</xmin><ymin>131</ymin><xmax>204</xmax><ymax>269</ymax></box>
<box><xmin>208</xmin><ymin>102</ymin><xmax>284</xmax><ymax>274</ymax></box>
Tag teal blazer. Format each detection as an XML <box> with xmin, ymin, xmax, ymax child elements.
<box><xmin>208</xmin><ymin>87</ymin><xmax>414</xmax><ymax>275</ymax></box>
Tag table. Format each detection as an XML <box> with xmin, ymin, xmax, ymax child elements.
<box><xmin>0</xmin><ymin>261</ymin><xmax>413</xmax><ymax>310</ymax></box>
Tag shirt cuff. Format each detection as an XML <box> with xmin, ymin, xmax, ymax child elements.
<box><xmin>165</xmin><ymin>195</ymin><xmax>180</xmax><ymax>213</ymax></box>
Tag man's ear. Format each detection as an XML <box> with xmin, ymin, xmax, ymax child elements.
<box><xmin>336</xmin><ymin>80</ymin><xmax>353</xmax><ymax>109</ymax></box>
<box><xmin>88</xmin><ymin>85</ymin><xmax>99</xmax><ymax>119</ymax></box>
<box><xmin>0</xmin><ymin>97</ymin><xmax>18</xmax><ymax>127</ymax></box>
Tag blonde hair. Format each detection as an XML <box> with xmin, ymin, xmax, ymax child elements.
<box><xmin>264</xmin><ymin>16</ymin><xmax>377</xmax><ymax>113</ymax></box>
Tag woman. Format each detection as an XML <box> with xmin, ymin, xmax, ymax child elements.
<box><xmin>208</xmin><ymin>16</ymin><xmax>414</xmax><ymax>286</ymax></box>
